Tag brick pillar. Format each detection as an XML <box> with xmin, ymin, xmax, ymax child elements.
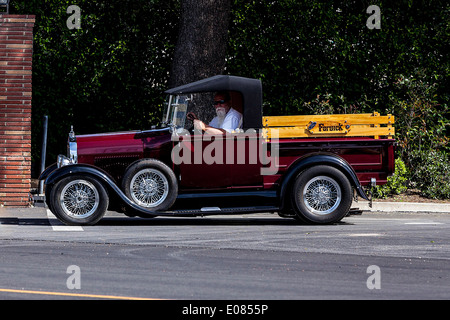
<box><xmin>0</xmin><ymin>15</ymin><xmax>35</xmax><ymax>207</ymax></box>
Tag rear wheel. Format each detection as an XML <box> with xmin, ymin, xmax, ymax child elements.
<box><xmin>49</xmin><ymin>175</ymin><xmax>109</xmax><ymax>225</ymax></box>
<box><xmin>291</xmin><ymin>166</ymin><xmax>352</xmax><ymax>224</ymax></box>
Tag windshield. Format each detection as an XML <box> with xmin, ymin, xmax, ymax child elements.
<box><xmin>162</xmin><ymin>95</ymin><xmax>190</xmax><ymax>129</ymax></box>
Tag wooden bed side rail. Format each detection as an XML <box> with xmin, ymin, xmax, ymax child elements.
<box><xmin>262</xmin><ymin>112</ymin><xmax>394</xmax><ymax>139</ymax></box>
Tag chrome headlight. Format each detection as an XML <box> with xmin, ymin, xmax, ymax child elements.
<box><xmin>57</xmin><ymin>154</ymin><xmax>73</xmax><ymax>168</ymax></box>
<box><xmin>57</xmin><ymin>126</ymin><xmax>78</xmax><ymax>168</ymax></box>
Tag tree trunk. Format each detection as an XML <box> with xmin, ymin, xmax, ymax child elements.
<box><xmin>169</xmin><ymin>0</ymin><xmax>232</xmax><ymax>125</ymax></box>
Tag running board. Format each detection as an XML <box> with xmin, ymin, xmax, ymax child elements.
<box><xmin>177</xmin><ymin>190</ymin><xmax>277</xmax><ymax>199</ymax></box>
<box><xmin>150</xmin><ymin>205</ymin><xmax>280</xmax><ymax>217</ymax></box>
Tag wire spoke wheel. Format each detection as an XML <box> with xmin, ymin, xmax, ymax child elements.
<box><xmin>59</xmin><ymin>179</ymin><xmax>100</xmax><ymax>219</ymax></box>
<box><xmin>130</xmin><ymin>169</ymin><xmax>169</xmax><ymax>208</ymax></box>
<box><xmin>302</xmin><ymin>176</ymin><xmax>342</xmax><ymax>215</ymax></box>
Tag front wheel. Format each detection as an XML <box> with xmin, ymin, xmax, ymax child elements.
<box><xmin>291</xmin><ymin>166</ymin><xmax>353</xmax><ymax>224</ymax></box>
<box><xmin>49</xmin><ymin>175</ymin><xmax>109</xmax><ymax>225</ymax></box>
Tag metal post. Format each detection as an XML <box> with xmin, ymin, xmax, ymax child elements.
<box><xmin>0</xmin><ymin>0</ymin><xmax>10</xmax><ymax>15</ymax></box>
<box><xmin>38</xmin><ymin>115</ymin><xmax>48</xmax><ymax>195</ymax></box>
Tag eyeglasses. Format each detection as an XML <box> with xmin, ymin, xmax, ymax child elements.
<box><xmin>213</xmin><ymin>100</ymin><xmax>227</xmax><ymax>106</ymax></box>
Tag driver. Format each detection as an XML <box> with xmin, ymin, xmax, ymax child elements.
<box><xmin>187</xmin><ymin>91</ymin><xmax>242</xmax><ymax>134</ymax></box>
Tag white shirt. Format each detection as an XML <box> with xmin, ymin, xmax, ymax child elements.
<box><xmin>209</xmin><ymin>107</ymin><xmax>242</xmax><ymax>133</ymax></box>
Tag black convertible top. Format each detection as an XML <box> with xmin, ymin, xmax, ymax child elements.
<box><xmin>165</xmin><ymin>75</ymin><xmax>263</xmax><ymax>129</ymax></box>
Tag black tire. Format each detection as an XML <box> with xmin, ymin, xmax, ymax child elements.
<box><xmin>49</xmin><ymin>175</ymin><xmax>109</xmax><ymax>226</ymax></box>
<box><xmin>122</xmin><ymin>159</ymin><xmax>178</xmax><ymax>212</ymax></box>
<box><xmin>291</xmin><ymin>165</ymin><xmax>353</xmax><ymax>224</ymax></box>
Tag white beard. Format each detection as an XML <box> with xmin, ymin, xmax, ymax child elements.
<box><xmin>215</xmin><ymin>107</ymin><xmax>227</xmax><ymax>127</ymax></box>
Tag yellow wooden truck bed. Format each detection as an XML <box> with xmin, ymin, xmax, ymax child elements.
<box><xmin>262</xmin><ymin>112</ymin><xmax>394</xmax><ymax>139</ymax></box>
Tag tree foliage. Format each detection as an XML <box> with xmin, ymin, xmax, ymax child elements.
<box><xmin>12</xmin><ymin>0</ymin><xmax>180</xmax><ymax>174</ymax></box>
<box><xmin>226</xmin><ymin>0</ymin><xmax>448</xmax><ymax>117</ymax></box>
<box><xmin>225</xmin><ymin>0</ymin><xmax>449</xmax><ymax>198</ymax></box>
<box><xmin>9</xmin><ymin>1</ymin><xmax>450</xmax><ymax>198</ymax></box>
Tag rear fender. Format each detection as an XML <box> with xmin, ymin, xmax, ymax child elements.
<box><xmin>279</xmin><ymin>152</ymin><xmax>369</xmax><ymax>210</ymax></box>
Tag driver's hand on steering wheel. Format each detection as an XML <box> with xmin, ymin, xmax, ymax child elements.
<box><xmin>187</xmin><ymin>112</ymin><xmax>198</xmax><ymax>121</ymax></box>
<box><xmin>193</xmin><ymin>119</ymin><xmax>206</xmax><ymax>131</ymax></box>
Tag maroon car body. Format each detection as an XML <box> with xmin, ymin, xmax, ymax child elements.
<box><xmin>40</xmin><ymin>75</ymin><xmax>395</xmax><ymax>225</ymax></box>
<box><xmin>76</xmin><ymin>133</ymin><xmax>393</xmax><ymax>190</ymax></box>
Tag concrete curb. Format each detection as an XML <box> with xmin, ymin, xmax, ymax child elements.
<box><xmin>2</xmin><ymin>201</ymin><xmax>450</xmax><ymax>216</ymax></box>
<box><xmin>351</xmin><ymin>200</ymin><xmax>450</xmax><ymax>213</ymax></box>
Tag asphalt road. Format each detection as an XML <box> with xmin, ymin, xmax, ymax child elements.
<box><xmin>0</xmin><ymin>207</ymin><xmax>449</xmax><ymax>301</ymax></box>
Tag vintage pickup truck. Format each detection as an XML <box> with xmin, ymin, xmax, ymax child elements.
<box><xmin>39</xmin><ymin>75</ymin><xmax>395</xmax><ymax>225</ymax></box>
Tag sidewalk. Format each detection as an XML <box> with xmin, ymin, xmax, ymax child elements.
<box><xmin>351</xmin><ymin>200</ymin><xmax>450</xmax><ymax>213</ymax></box>
<box><xmin>2</xmin><ymin>200</ymin><xmax>450</xmax><ymax>216</ymax></box>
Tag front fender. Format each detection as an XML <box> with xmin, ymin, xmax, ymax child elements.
<box><xmin>279</xmin><ymin>153</ymin><xmax>369</xmax><ymax>210</ymax></box>
<box><xmin>38</xmin><ymin>163</ymin><xmax>57</xmax><ymax>181</ymax></box>
<box><xmin>43</xmin><ymin>164</ymin><xmax>168</xmax><ymax>216</ymax></box>
<box><xmin>45</xmin><ymin>163</ymin><xmax>118</xmax><ymax>187</ymax></box>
